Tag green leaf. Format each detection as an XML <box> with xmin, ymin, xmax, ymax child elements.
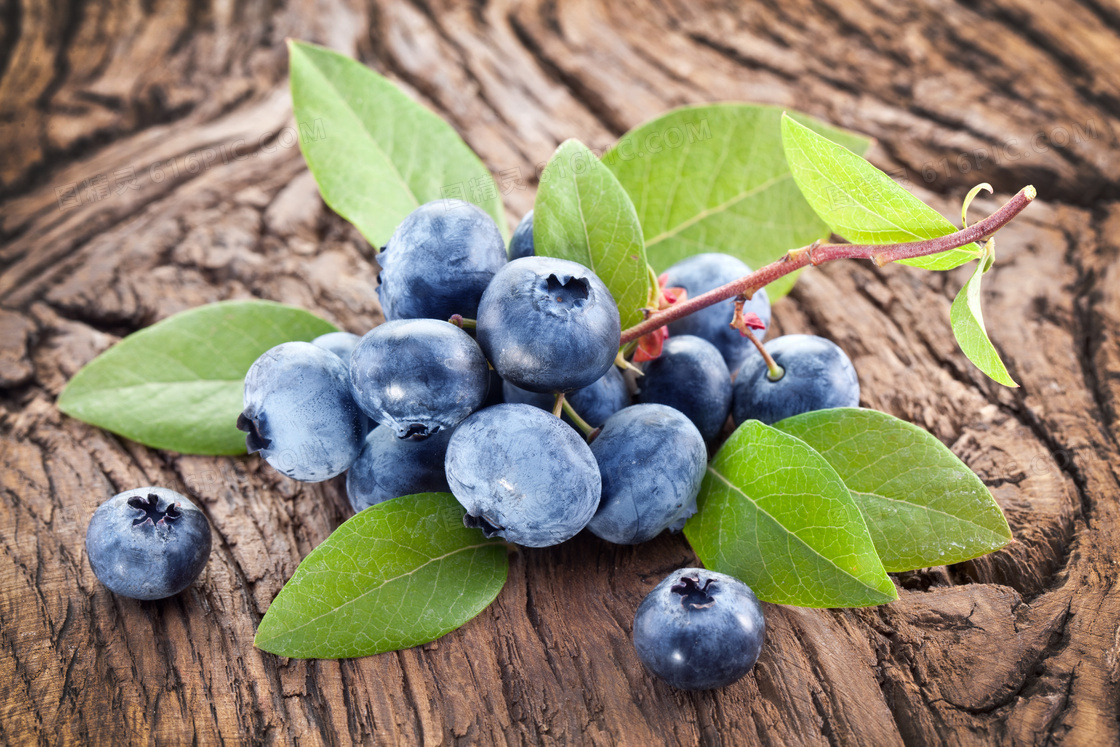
<box><xmin>774</xmin><ymin>408</ymin><xmax>1012</xmax><ymax>572</ymax></box>
<box><xmin>254</xmin><ymin>493</ymin><xmax>508</xmax><ymax>658</ymax></box>
<box><xmin>961</xmin><ymin>183</ymin><xmax>994</xmax><ymax>228</ymax></box>
<box><xmin>288</xmin><ymin>40</ymin><xmax>508</xmax><ymax>246</ymax></box>
<box><xmin>603</xmin><ymin>104</ymin><xmax>869</xmax><ymax>300</ymax></box>
<box><xmin>950</xmin><ymin>243</ymin><xmax>1018</xmax><ymax>386</ymax></box>
<box><xmin>683</xmin><ymin>421</ymin><xmax>896</xmax><ymax>608</ymax></box>
<box><xmin>781</xmin><ymin>114</ymin><xmax>978</xmax><ymax>271</ymax></box>
<box><xmin>57</xmin><ymin>301</ymin><xmax>336</xmax><ymax>455</ymax></box>
<box><xmin>533</xmin><ymin>139</ymin><xmax>651</xmax><ymax>329</ymax></box>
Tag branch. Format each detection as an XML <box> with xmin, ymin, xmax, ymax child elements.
<box><xmin>620</xmin><ymin>186</ymin><xmax>1036</xmax><ymax>345</ymax></box>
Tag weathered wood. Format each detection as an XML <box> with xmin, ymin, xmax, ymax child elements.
<box><xmin>2</xmin><ymin>0</ymin><xmax>1119</xmax><ymax>743</ymax></box>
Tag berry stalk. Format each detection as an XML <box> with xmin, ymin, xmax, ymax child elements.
<box><xmin>620</xmin><ymin>186</ymin><xmax>1036</xmax><ymax>345</ymax></box>
<box><xmin>560</xmin><ymin>398</ymin><xmax>598</xmax><ymax>440</ymax></box>
<box><xmin>742</xmin><ymin>327</ymin><xmax>783</xmax><ymax>381</ymax></box>
<box><xmin>448</xmin><ymin>314</ymin><xmax>477</xmax><ymax>330</ymax></box>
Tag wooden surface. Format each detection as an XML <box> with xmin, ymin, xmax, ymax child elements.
<box><xmin>2</xmin><ymin>0</ymin><xmax>1120</xmax><ymax>744</ymax></box>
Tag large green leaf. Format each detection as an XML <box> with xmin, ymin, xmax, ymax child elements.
<box><xmin>951</xmin><ymin>243</ymin><xmax>1018</xmax><ymax>386</ymax></box>
<box><xmin>603</xmin><ymin>104</ymin><xmax>869</xmax><ymax>299</ymax></box>
<box><xmin>774</xmin><ymin>408</ymin><xmax>1012</xmax><ymax>571</ymax></box>
<box><xmin>57</xmin><ymin>301</ymin><xmax>336</xmax><ymax>455</ymax></box>
<box><xmin>683</xmin><ymin>420</ymin><xmax>896</xmax><ymax>608</ymax></box>
<box><xmin>534</xmin><ymin>139</ymin><xmax>650</xmax><ymax>329</ymax></box>
<box><xmin>255</xmin><ymin>493</ymin><xmax>508</xmax><ymax>658</ymax></box>
<box><xmin>289</xmin><ymin>41</ymin><xmax>508</xmax><ymax>245</ymax></box>
<box><xmin>781</xmin><ymin>114</ymin><xmax>978</xmax><ymax>271</ymax></box>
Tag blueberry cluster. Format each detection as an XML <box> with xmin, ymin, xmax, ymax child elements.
<box><xmin>646</xmin><ymin>253</ymin><xmax>860</xmax><ymax>431</ymax></box>
<box><xmin>230</xmin><ymin>199</ymin><xmax>861</xmax><ymax>689</ymax></box>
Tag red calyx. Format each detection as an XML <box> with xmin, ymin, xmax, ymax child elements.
<box><xmin>633</xmin><ymin>326</ymin><xmax>669</xmax><ymax>362</ymax></box>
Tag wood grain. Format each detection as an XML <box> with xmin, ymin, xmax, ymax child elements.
<box><xmin>2</xmin><ymin>0</ymin><xmax>1119</xmax><ymax>743</ymax></box>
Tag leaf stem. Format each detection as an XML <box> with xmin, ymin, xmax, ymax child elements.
<box><xmin>619</xmin><ymin>186</ymin><xmax>1036</xmax><ymax>345</ymax></box>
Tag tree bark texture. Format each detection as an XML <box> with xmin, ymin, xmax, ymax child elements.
<box><xmin>2</xmin><ymin>0</ymin><xmax>1120</xmax><ymax>744</ymax></box>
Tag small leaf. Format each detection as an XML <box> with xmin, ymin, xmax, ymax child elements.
<box><xmin>289</xmin><ymin>41</ymin><xmax>508</xmax><ymax>246</ymax></box>
<box><xmin>254</xmin><ymin>493</ymin><xmax>508</xmax><ymax>658</ymax></box>
<box><xmin>774</xmin><ymin>408</ymin><xmax>1012</xmax><ymax>572</ymax></box>
<box><xmin>951</xmin><ymin>242</ymin><xmax>1018</xmax><ymax>386</ymax></box>
<box><xmin>683</xmin><ymin>421</ymin><xmax>896</xmax><ymax>608</ymax></box>
<box><xmin>961</xmin><ymin>183</ymin><xmax>994</xmax><ymax>228</ymax></box>
<box><xmin>604</xmin><ymin>104</ymin><xmax>869</xmax><ymax>300</ymax></box>
<box><xmin>534</xmin><ymin>139</ymin><xmax>650</xmax><ymax>329</ymax></box>
<box><xmin>57</xmin><ymin>301</ymin><xmax>337</xmax><ymax>455</ymax></box>
<box><xmin>781</xmin><ymin>114</ymin><xmax>979</xmax><ymax>271</ymax></box>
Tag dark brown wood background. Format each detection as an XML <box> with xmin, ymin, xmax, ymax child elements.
<box><xmin>2</xmin><ymin>0</ymin><xmax>1119</xmax><ymax>744</ymax></box>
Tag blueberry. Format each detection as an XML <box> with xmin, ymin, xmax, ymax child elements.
<box><xmin>346</xmin><ymin>427</ymin><xmax>452</xmax><ymax>512</ymax></box>
<box><xmin>587</xmin><ymin>404</ymin><xmax>706</xmax><ymax>544</ymax></box>
<box><xmin>238</xmin><ymin>342</ymin><xmax>365</xmax><ymax>482</ymax></box>
<box><xmin>638</xmin><ymin>335</ymin><xmax>731</xmax><ymax>444</ymax></box>
<box><xmin>662</xmin><ymin>253</ymin><xmax>771</xmax><ymax>373</ymax></box>
<box><xmin>312</xmin><ymin>331</ymin><xmax>362</xmax><ymax>363</ymax></box>
<box><xmin>444</xmin><ymin>404</ymin><xmax>600</xmax><ymax>547</ymax></box>
<box><xmin>86</xmin><ymin>488</ymin><xmax>212</xmax><ymax>600</ymax></box>
<box><xmin>477</xmin><ymin>257</ymin><xmax>621</xmax><ymax>393</ymax></box>
<box><xmin>633</xmin><ymin>568</ymin><xmax>765</xmax><ymax>690</ymax></box>
<box><xmin>349</xmin><ymin>319</ymin><xmax>490</xmax><ymax>439</ymax></box>
<box><xmin>732</xmin><ymin>334</ymin><xmax>859</xmax><ymax>425</ymax></box>
<box><xmin>502</xmin><ymin>365</ymin><xmax>631</xmax><ymax>428</ymax></box>
<box><xmin>377</xmin><ymin>200</ymin><xmax>507</xmax><ymax>321</ymax></box>
<box><xmin>508</xmin><ymin>210</ymin><xmax>535</xmax><ymax>259</ymax></box>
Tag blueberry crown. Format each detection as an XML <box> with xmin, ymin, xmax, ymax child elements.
<box><xmin>236</xmin><ymin>412</ymin><xmax>272</xmax><ymax>453</ymax></box>
<box><xmin>128</xmin><ymin>493</ymin><xmax>182</xmax><ymax>526</ymax></box>
<box><xmin>463</xmin><ymin>513</ymin><xmax>503</xmax><ymax>538</ymax></box>
<box><xmin>545</xmin><ymin>274</ymin><xmax>589</xmax><ymax>305</ymax></box>
<box><xmin>671</xmin><ymin>575</ymin><xmax>718</xmax><ymax>610</ymax></box>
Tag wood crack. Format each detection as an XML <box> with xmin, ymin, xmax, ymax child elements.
<box><xmin>507</xmin><ymin>5</ymin><xmax>629</xmax><ymax>136</ymax></box>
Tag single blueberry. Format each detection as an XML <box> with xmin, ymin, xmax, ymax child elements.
<box><xmin>477</xmin><ymin>257</ymin><xmax>621</xmax><ymax>393</ymax></box>
<box><xmin>444</xmin><ymin>404</ymin><xmax>601</xmax><ymax>547</ymax></box>
<box><xmin>638</xmin><ymin>335</ymin><xmax>731</xmax><ymax>444</ymax></box>
<box><xmin>86</xmin><ymin>487</ymin><xmax>212</xmax><ymax>600</ymax></box>
<box><xmin>238</xmin><ymin>342</ymin><xmax>365</xmax><ymax>482</ymax></box>
<box><xmin>732</xmin><ymin>334</ymin><xmax>859</xmax><ymax>425</ymax></box>
<box><xmin>346</xmin><ymin>427</ymin><xmax>452</xmax><ymax>512</ymax></box>
<box><xmin>350</xmin><ymin>319</ymin><xmax>490</xmax><ymax>439</ymax></box>
<box><xmin>376</xmin><ymin>200</ymin><xmax>507</xmax><ymax>321</ymax></box>
<box><xmin>502</xmin><ymin>365</ymin><xmax>630</xmax><ymax>428</ymax></box>
<box><xmin>587</xmin><ymin>404</ymin><xmax>706</xmax><ymax>544</ymax></box>
<box><xmin>662</xmin><ymin>253</ymin><xmax>771</xmax><ymax>373</ymax></box>
<box><xmin>508</xmin><ymin>210</ymin><xmax>535</xmax><ymax>259</ymax></box>
<box><xmin>312</xmin><ymin>331</ymin><xmax>362</xmax><ymax>363</ymax></box>
<box><xmin>633</xmin><ymin>568</ymin><xmax>765</xmax><ymax>690</ymax></box>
